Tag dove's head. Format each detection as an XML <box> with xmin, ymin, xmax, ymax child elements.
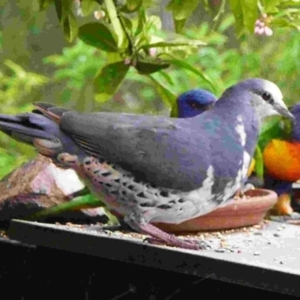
<box><xmin>237</xmin><ymin>78</ymin><xmax>294</xmax><ymax>123</ymax></box>
<box><xmin>176</xmin><ymin>89</ymin><xmax>217</xmax><ymax>118</ymax></box>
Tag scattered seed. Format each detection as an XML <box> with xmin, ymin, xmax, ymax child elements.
<box><xmin>274</xmin><ymin>233</ymin><xmax>281</xmax><ymax>237</ymax></box>
<box><xmin>226</xmin><ymin>248</ymin><xmax>235</xmax><ymax>252</ymax></box>
<box><xmin>254</xmin><ymin>251</ymin><xmax>261</xmax><ymax>256</ymax></box>
<box><xmin>215</xmin><ymin>248</ymin><xmax>226</xmax><ymax>253</ymax></box>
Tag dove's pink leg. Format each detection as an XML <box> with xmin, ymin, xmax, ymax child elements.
<box><xmin>126</xmin><ymin>215</ymin><xmax>210</xmax><ymax>250</ymax></box>
<box><xmin>140</xmin><ymin>223</ymin><xmax>202</xmax><ymax>250</ymax></box>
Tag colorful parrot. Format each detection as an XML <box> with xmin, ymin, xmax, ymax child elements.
<box><xmin>260</xmin><ymin>103</ymin><xmax>300</xmax><ymax>216</ymax></box>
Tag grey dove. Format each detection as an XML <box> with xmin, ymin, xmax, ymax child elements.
<box><xmin>0</xmin><ymin>78</ymin><xmax>294</xmax><ymax>250</ymax></box>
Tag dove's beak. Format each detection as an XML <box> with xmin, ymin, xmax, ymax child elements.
<box><xmin>274</xmin><ymin>103</ymin><xmax>295</xmax><ymax>122</ymax></box>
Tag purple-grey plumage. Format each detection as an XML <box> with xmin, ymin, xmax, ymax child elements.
<box><xmin>176</xmin><ymin>89</ymin><xmax>217</xmax><ymax>118</ymax></box>
<box><xmin>0</xmin><ymin>111</ymin><xmax>86</xmax><ymax>165</ymax></box>
<box><xmin>0</xmin><ymin>78</ymin><xmax>294</xmax><ymax>250</ymax></box>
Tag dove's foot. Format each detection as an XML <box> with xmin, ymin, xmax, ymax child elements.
<box><xmin>234</xmin><ymin>183</ymin><xmax>255</xmax><ymax>198</ymax></box>
<box><xmin>242</xmin><ymin>183</ymin><xmax>255</xmax><ymax>192</ymax></box>
<box><xmin>270</xmin><ymin>212</ymin><xmax>300</xmax><ymax>223</ymax></box>
<box><xmin>144</xmin><ymin>236</ymin><xmax>210</xmax><ymax>250</ymax></box>
<box><xmin>127</xmin><ymin>218</ymin><xmax>209</xmax><ymax>250</ymax></box>
<box><xmin>57</xmin><ymin>152</ymin><xmax>80</xmax><ymax>167</ymax></box>
<box><xmin>246</xmin><ymin>175</ymin><xmax>264</xmax><ymax>188</ymax></box>
<box><xmin>57</xmin><ymin>153</ymin><xmax>86</xmax><ymax>176</ymax></box>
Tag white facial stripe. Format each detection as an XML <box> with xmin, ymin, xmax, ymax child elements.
<box><xmin>251</xmin><ymin>94</ymin><xmax>279</xmax><ymax>126</ymax></box>
<box><xmin>262</xmin><ymin>80</ymin><xmax>285</xmax><ymax>108</ymax></box>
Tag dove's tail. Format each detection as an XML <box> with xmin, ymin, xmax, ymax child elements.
<box><xmin>0</xmin><ymin>110</ymin><xmax>65</xmax><ymax>158</ymax></box>
<box><xmin>0</xmin><ymin>103</ymin><xmax>85</xmax><ymax>160</ymax></box>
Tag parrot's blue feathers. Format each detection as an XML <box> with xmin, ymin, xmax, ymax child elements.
<box><xmin>177</xmin><ymin>89</ymin><xmax>217</xmax><ymax>118</ymax></box>
<box><xmin>289</xmin><ymin>103</ymin><xmax>300</xmax><ymax>141</ymax></box>
<box><xmin>264</xmin><ymin>174</ymin><xmax>293</xmax><ymax>196</ymax></box>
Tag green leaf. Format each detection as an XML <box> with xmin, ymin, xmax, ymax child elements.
<box><xmin>62</xmin><ymin>12</ymin><xmax>78</xmax><ymax>43</ymax></box>
<box><xmin>54</xmin><ymin>0</ymin><xmax>73</xmax><ymax>22</ymax></box>
<box><xmin>146</xmin><ymin>15</ymin><xmax>162</xmax><ymax>31</ymax></box>
<box><xmin>166</xmin><ymin>0</ymin><xmax>201</xmax><ymax>20</ymax></box>
<box><xmin>241</xmin><ymin>0</ymin><xmax>258</xmax><ymax>33</ymax></box>
<box><xmin>139</xmin><ymin>38</ymin><xmax>206</xmax><ymax>60</ymax></box>
<box><xmin>158</xmin><ymin>71</ymin><xmax>175</xmax><ymax>86</ymax></box>
<box><xmin>78</xmin><ymin>22</ymin><xmax>119</xmax><ymax>52</ymax></box>
<box><xmin>39</xmin><ymin>0</ymin><xmax>53</xmax><ymax>11</ymax></box>
<box><xmin>120</xmin><ymin>14</ymin><xmax>133</xmax><ymax>34</ymax></box>
<box><xmin>258</xmin><ymin>115</ymin><xmax>292</xmax><ymax>150</ymax></box>
<box><xmin>166</xmin><ymin>58</ymin><xmax>216</xmax><ymax>93</ymax></box>
<box><xmin>80</xmin><ymin>0</ymin><xmax>99</xmax><ymax>16</ymax></box>
<box><xmin>127</xmin><ymin>0</ymin><xmax>142</xmax><ymax>10</ymax></box>
<box><xmin>170</xmin><ymin>105</ymin><xmax>178</xmax><ymax>118</ymax></box>
<box><xmin>135</xmin><ymin>8</ymin><xmax>147</xmax><ymax>37</ymax></box>
<box><xmin>135</xmin><ymin>58</ymin><xmax>170</xmax><ymax>74</ymax></box>
<box><xmin>28</xmin><ymin>194</ymin><xmax>103</xmax><ymax>220</ymax></box>
<box><xmin>104</xmin><ymin>0</ymin><xmax>127</xmax><ymax>48</ymax></box>
<box><xmin>140</xmin><ymin>40</ymin><xmax>206</xmax><ymax>50</ymax></box>
<box><xmin>54</xmin><ymin>0</ymin><xmax>63</xmax><ymax>21</ymax></box>
<box><xmin>279</xmin><ymin>1</ymin><xmax>300</xmax><ymax>8</ymax></box>
<box><xmin>166</xmin><ymin>0</ymin><xmax>203</xmax><ymax>32</ymax></box>
<box><xmin>141</xmin><ymin>0</ymin><xmax>153</xmax><ymax>8</ymax></box>
<box><xmin>229</xmin><ymin>0</ymin><xmax>258</xmax><ymax>36</ymax></box>
<box><xmin>261</xmin><ymin>0</ymin><xmax>281</xmax><ymax>13</ymax></box>
<box><xmin>94</xmin><ymin>61</ymin><xmax>130</xmax><ymax>102</ymax></box>
<box><xmin>120</xmin><ymin>0</ymin><xmax>142</xmax><ymax>13</ymax></box>
<box><xmin>174</xmin><ymin>18</ymin><xmax>187</xmax><ymax>33</ymax></box>
<box><xmin>272</xmin><ymin>18</ymin><xmax>300</xmax><ymax>30</ymax></box>
<box><xmin>148</xmin><ymin>74</ymin><xmax>177</xmax><ymax>109</ymax></box>
<box><xmin>53</xmin><ymin>0</ymin><xmax>78</xmax><ymax>41</ymax></box>
<box><xmin>229</xmin><ymin>0</ymin><xmax>244</xmax><ymax>36</ymax></box>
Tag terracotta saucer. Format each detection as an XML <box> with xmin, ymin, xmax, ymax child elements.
<box><xmin>155</xmin><ymin>189</ymin><xmax>278</xmax><ymax>233</ymax></box>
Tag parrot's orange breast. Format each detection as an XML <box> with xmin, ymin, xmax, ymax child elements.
<box><xmin>263</xmin><ymin>139</ymin><xmax>300</xmax><ymax>182</ymax></box>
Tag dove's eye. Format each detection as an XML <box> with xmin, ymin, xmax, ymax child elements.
<box><xmin>188</xmin><ymin>101</ymin><xmax>203</xmax><ymax>109</ymax></box>
<box><xmin>262</xmin><ymin>92</ymin><xmax>273</xmax><ymax>103</ymax></box>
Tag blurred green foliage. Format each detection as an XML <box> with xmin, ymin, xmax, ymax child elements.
<box><xmin>1</xmin><ymin>0</ymin><xmax>300</xmax><ymax>181</ymax></box>
<box><xmin>0</xmin><ymin>35</ymin><xmax>48</xmax><ymax>177</ymax></box>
